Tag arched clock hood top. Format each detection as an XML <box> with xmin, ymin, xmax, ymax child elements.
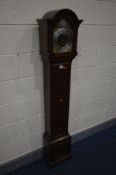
<box><xmin>38</xmin><ymin>9</ymin><xmax>83</xmax><ymax>27</ymax></box>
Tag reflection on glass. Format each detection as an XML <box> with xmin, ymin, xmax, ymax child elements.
<box><xmin>53</xmin><ymin>19</ymin><xmax>73</xmax><ymax>54</ymax></box>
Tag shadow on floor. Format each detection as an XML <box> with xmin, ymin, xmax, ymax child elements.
<box><xmin>7</xmin><ymin>125</ymin><xmax>116</xmax><ymax>175</ymax></box>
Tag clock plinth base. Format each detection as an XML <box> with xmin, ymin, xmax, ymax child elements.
<box><xmin>43</xmin><ymin>133</ymin><xmax>71</xmax><ymax>167</ymax></box>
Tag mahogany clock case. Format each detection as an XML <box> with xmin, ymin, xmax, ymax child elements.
<box><xmin>37</xmin><ymin>9</ymin><xmax>83</xmax><ymax>167</ymax></box>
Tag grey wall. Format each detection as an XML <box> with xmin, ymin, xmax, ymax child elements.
<box><xmin>0</xmin><ymin>0</ymin><xmax>116</xmax><ymax>165</ymax></box>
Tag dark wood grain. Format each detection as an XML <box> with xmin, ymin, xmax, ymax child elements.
<box><xmin>37</xmin><ymin>9</ymin><xmax>83</xmax><ymax>167</ymax></box>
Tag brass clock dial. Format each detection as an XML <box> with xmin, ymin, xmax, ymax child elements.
<box><xmin>53</xmin><ymin>20</ymin><xmax>73</xmax><ymax>54</ymax></box>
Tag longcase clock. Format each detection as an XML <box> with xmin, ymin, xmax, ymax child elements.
<box><xmin>37</xmin><ymin>9</ymin><xmax>83</xmax><ymax>167</ymax></box>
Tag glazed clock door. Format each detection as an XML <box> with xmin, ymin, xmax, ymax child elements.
<box><xmin>53</xmin><ymin>19</ymin><xmax>73</xmax><ymax>54</ymax></box>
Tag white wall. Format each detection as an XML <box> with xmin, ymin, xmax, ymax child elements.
<box><xmin>0</xmin><ymin>0</ymin><xmax>116</xmax><ymax>165</ymax></box>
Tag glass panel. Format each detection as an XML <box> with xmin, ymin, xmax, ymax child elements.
<box><xmin>56</xmin><ymin>19</ymin><xmax>71</xmax><ymax>28</ymax></box>
<box><xmin>53</xmin><ymin>19</ymin><xmax>73</xmax><ymax>54</ymax></box>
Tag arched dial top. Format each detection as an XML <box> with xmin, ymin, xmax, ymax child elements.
<box><xmin>53</xmin><ymin>19</ymin><xmax>73</xmax><ymax>54</ymax></box>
